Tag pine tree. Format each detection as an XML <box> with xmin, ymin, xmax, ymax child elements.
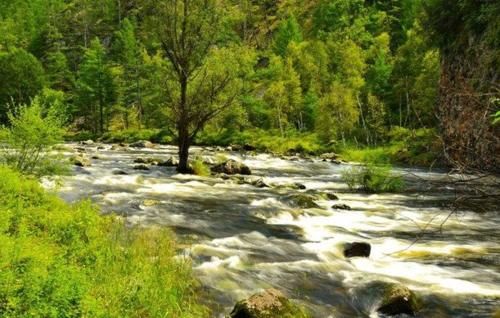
<box><xmin>75</xmin><ymin>38</ymin><xmax>115</xmax><ymax>135</ymax></box>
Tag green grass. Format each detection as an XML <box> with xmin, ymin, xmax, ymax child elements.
<box><xmin>190</xmin><ymin>158</ymin><xmax>211</xmax><ymax>177</ymax></box>
<box><xmin>341</xmin><ymin>164</ymin><xmax>405</xmax><ymax>193</ymax></box>
<box><xmin>339</xmin><ymin>127</ymin><xmax>442</xmax><ymax>166</ymax></box>
<box><xmin>196</xmin><ymin>128</ymin><xmax>330</xmax><ymax>155</ymax></box>
<box><xmin>0</xmin><ymin>166</ymin><xmax>209</xmax><ymax>317</ymax></box>
<box><xmin>66</xmin><ymin>129</ymin><xmax>174</xmax><ymax>144</ymax></box>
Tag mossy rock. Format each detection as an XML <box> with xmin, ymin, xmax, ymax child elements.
<box><xmin>378</xmin><ymin>283</ymin><xmax>419</xmax><ymax>316</ymax></box>
<box><xmin>71</xmin><ymin>155</ymin><xmax>91</xmax><ymax>167</ymax></box>
<box><xmin>211</xmin><ymin>159</ymin><xmax>252</xmax><ymax>175</ymax></box>
<box><xmin>286</xmin><ymin>194</ymin><xmax>320</xmax><ymax>209</ymax></box>
<box><xmin>229</xmin><ymin>289</ymin><xmax>310</xmax><ymax>318</ymax></box>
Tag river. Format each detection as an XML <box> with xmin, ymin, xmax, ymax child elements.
<box><xmin>45</xmin><ymin>143</ymin><xmax>500</xmax><ymax>317</ymax></box>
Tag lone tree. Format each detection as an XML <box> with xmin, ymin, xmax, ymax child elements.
<box><xmin>144</xmin><ymin>0</ymin><xmax>250</xmax><ymax>173</ymax></box>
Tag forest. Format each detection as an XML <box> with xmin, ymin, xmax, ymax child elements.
<box><xmin>0</xmin><ymin>0</ymin><xmax>499</xmax><ymax>317</ymax></box>
<box><xmin>0</xmin><ymin>0</ymin><xmax>497</xmax><ymax>171</ymax></box>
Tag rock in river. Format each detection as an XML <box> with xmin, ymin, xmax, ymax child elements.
<box><xmin>158</xmin><ymin>156</ymin><xmax>179</xmax><ymax>167</ymax></box>
<box><xmin>287</xmin><ymin>194</ymin><xmax>320</xmax><ymax>209</ymax></box>
<box><xmin>133</xmin><ymin>164</ymin><xmax>150</xmax><ymax>171</ymax></box>
<box><xmin>230</xmin><ymin>288</ymin><xmax>308</xmax><ymax>318</ymax></box>
<box><xmin>211</xmin><ymin>159</ymin><xmax>251</xmax><ymax>175</ymax></box>
<box><xmin>129</xmin><ymin>140</ymin><xmax>155</xmax><ymax>149</ymax></box>
<box><xmin>71</xmin><ymin>155</ymin><xmax>91</xmax><ymax>167</ymax></box>
<box><xmin>377</xmin><ymin>283</ymin><xmax>419</xmax><ymax>316</ymax></box>
<box><xmin>332</xmin><ymin>204</ymin><xmax>351</xmax><ymax>210</ymax></box>
<box><xmin>343</xmin><ymin>242</ymin><xmax>371</xmax><ymax>258</ymax></box>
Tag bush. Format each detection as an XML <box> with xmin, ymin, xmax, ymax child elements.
<box><xmin>0</xmin><ymin>98</ymin><xmax>67</xmax><ymax>176</ymax></box>
<box><xmin>190</xmin><ymin>157</ymin><xmax>211</xmax><ymax>176</ymax></box>
<box><xmin>341</xmin><ymin>164</ymin><xmax>405</xmax><ymax>193</ymax></box>
<box><xmin>0</xmin><ymin>166</ymin><xmax>208</xmax><ymax>317</ymax></box>
<box><xmin>98</xmin><ymin>129</ymin><xmax>174</xmax><ymax>144</ymax></box>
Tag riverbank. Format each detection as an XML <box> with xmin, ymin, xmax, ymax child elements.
<box><xmin>66</xmin><ymin>127</ymin><xmax>444</xmax><ymax>168</ymax></box>
<box><xmin>0</xmin><ymin>166</ymin><xmax>209</xmax><ymax>317</ymax></box>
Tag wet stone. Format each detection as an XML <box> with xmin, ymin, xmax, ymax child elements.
<box><xmin>344</xmin><ymin>242</ymin><xmax>371</xmax><ymax>258</ymax></box>
<box><xmin>230</xmin><ymin>288</ymin><xmax>308</xmax><ymax>318</ymax></box>
<box><xmin>332</xmin><ymin>204</ymin><xmax>351</xmax><ymax>210</ymax></box>
<box><xmin>133</xmin><ymin>164</ymin><xmax>150</xmax><ymax>171</ymax></box>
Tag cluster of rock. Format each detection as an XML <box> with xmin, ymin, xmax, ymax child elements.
<box><xmin>229</xmin><ymin>285</ymin><xmax>419</xmax><ymax>317</ymax></box>
<box><xmin>211</xmin><ymin>159</ymin><xmax>252</xmax><ymax>175</ymax></box>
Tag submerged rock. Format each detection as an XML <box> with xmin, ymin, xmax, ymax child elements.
<box><xmin>287</xmin><ymin>194</ymin><xmax>320</xmax><ymax>209</ymax></box>
<box><xmin>377</xmin><ymin>283</ymin><xmax>420</xmax><ymax>316</ymax></box>
<box><xmin>129</xmin><ymin>140</ymin><xmax>155</xmax><ymax>148</ymax></box>
<box><xmin>325</xmin><ymin>192</ymin><xmax>339</xmax><ymax>200</ymax></box>
<box><xmin>243</xmin><ymin>144</ymin><xmax>257</xmax><ymax>151</ymax></box>
<box><xmin>112</xmin><ymin>170</ymin><xmax>128</xmax><ymax>175</ymax></box>
<box><xmin>134</xmin><ymin>157</ymin><xmax>160</xmax><ymax>165</ymax></box>
<box><xmin>142</xmin><ymin>199</ymin><xmax>160</xmax><ymax>207</ymax></box>
<box><xmin>158</xmin><ymin>156</ymin><xmax>179</xmax><ymax>167</ymax></box>
<box><xmin>211</xmin><ymin>159</ymin><xmax>251</xmax><ymax>175</ymax></box>
<box><xmin>344</xmin><ymin>242</ymin><xmax>371</xmax><ymax>258</ymax></box>
<box><xmin>295</xmin><ymin>183</ymin><xmax>307</xmax><ymax>190</ymax></box>
<box><xmin>251</xmin><ymin>178</ymin><xmax>270</xmax><ymax>188</ymax></box>
<box><xmin>133</xmin><ymin>164</ymin><xmax>150</xmax><ymax>171</ymax></box>
<box><xmin>230</xmin><ymin>288</ymin><xmax>308</xmax><ymax>318</ymax></box>
<box><xmin>332</xmin><ymin>204</ymin><xmax>351</xmax><ymax>210</ymax></box>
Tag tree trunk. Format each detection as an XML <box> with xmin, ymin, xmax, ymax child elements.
<box><xmin>177</xmin><ymin>74</ymin><xmax>191</xmax><ymax>173</ymax></box>
<box><xmin>177</xmin><ymin>126</ymin><xmax>191</xmax><ymax>173</ymax></box>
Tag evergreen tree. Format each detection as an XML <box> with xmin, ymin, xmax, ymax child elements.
<box><xmin>75</xmin><ymin>38</ymin><xmax>115</xmax><ymax>135</ymax></box>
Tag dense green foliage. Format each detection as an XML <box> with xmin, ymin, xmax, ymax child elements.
<box><xmin>0</xmin><ymin>166</ymin><xmax>208</xmax><ymax>317</ymax></box>
<box><xmin>0</xmin><ymin>98</ymin><xmax>67</xmax><ymax>176</ymax></box>
<box><xmin>341</xmin><ymin>164</ymin><xmax>405</xmax><ymax>193</ymax></box>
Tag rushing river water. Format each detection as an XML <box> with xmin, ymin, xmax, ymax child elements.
<box><xmin>46</xmin><ymin>143</ymin><xmax>500</xmax><ymax>317</ymax></box>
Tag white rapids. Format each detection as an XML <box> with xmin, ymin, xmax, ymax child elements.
<box><xmin>45</xmin><ymin>143</ymin><xmax>500</xmax><ymax>317</ymax></box>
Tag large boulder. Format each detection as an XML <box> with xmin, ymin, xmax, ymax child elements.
<box><xmin>377</xmin><ymin>283</ymin><xmax>420</xmax><ymax>316</ymax></box>
<box><xmin>211</xmin><ymin>159</ymin><xmax>251</xmax><ymax>175</ymax></box>
<box><xmin>71</xmin><ymin>155</ymin><xmax>91</xmax><ymax>167</ymax></box>
<box><xmin>230</xmin><ymin>289</ymin><xmax>308</xmax><ymax>318</ymax></box>
<box><xmin>129</xmin><ymin>140</ymin><xmax>155</xmax><ymax>149</ymax></box>
<box><xmin>344</xmin><ymin>242</ymin><xmax>371</xmax><ymax>258</ymax></box>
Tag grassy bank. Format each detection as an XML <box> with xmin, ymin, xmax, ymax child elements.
<box><xmin>66</xmin><ymin>126</ymin><xmax>442</xmax><ymax>167</ymax></box>
<box><xmin>0</xmin><ymin>166</ymin><xmax>208</xmax><ymax>317</ymax></box>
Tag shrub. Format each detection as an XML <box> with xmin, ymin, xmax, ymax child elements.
<box><xmin>190</xmin><ymin>157</ymin><xmax>211</xmax><ymax>176</ymax></box>
<box><xmin>0</xmin><ymin>166</ymin><xmax>209</xmax><ymax>317</ymax></box>
<box><xmin>0</xmin><ymin>98</ymin><xmax>67</xmax><ymax>176</ymax></box>
<box><xmin>341</xmin><ymin>164</ymin><xmax>405</xmax><ymax>193</ymax></box>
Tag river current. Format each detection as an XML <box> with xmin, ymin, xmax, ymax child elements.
<box><xmin>45</xmin><ymin>143</ymin><xmax>500</xmax><ymax>317</ymax></box>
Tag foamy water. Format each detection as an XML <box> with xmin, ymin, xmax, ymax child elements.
<box><xmin>46</xmin><ymin>143</ymin><xmax>500</xmax><ymax>317</ymax></box>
